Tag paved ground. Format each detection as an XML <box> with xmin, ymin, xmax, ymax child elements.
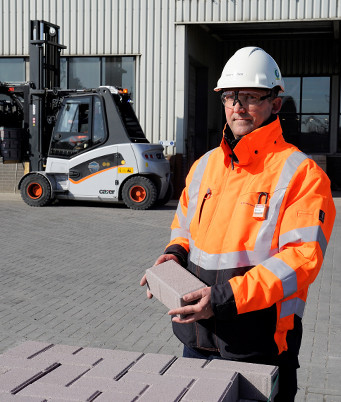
<box><xmin>0</xmin><ymin>193</ymin><xmax>340</xmax><ymax>401</ymax></box>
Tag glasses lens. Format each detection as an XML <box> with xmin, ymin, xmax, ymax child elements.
<box><xmin>222</xmin><ymin>90</ymin><xmax>272</xmax><ymax>108</ymax></box>
<box><xmin>221</xmin><ymin>91</ymin><xmax>235</xmax><ymax>107</ymax></box>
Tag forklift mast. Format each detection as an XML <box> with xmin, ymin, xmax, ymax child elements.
<box><xmin>29</xmin><ymin>20</ymin><xmax>66</xmax><ymax>170</ymax></box>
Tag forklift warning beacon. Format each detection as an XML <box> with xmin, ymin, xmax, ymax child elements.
<box><xmin>0</xmin><ymin>20</ymin><xmax>171</xmax><ymax>210</ymax></box>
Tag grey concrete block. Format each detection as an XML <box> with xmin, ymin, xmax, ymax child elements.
<box><xmin>163</xmin><ymin>356</ymin><xmax>209</xmax><ymax>370</ymax></box>
<box><xmin>0</xmin><ymin>395</ymin><xmax>48</xmax><ymax>401</ymax></box>
<box><xmin>119</xmin><ymin>371</ymin><xmax>193</xmax><ymax>387</ymax></box>
<box><xmin>145</xmin><ymin>260</ymin><xmax>207</xmax><ymax>311</ymax></box>
<box><xmin>37</xmin><ymin>364</ymin><xmax>92</xmax><ymax>386</ymax></box>
<box><xmin>83</xmin><ymin>356</ymin><xmax>142</xmax><ymax>380</ymax></box>
<box><xmin>93</xmin><ymin>390</ymin><xmax>143</xmax><ymax>402</ymax></box>
<box><xmin>0</xmin><ymin>355</ymin><xmax>57</xmax><ymax>371</ymax></box>
<box><xmin>1</xmin><ymin>341</ymin><xmax>53</xmax><ymax>359</ymax></box>
<box><xmin>165</xmin><ymin>365</ymin><xmax>237</xmax><ymax>382</ymax></box>
<box><xmin>32</xmin><ymin>352</ymin><xmax>101</xmax><ymax>367</ymax></box>
<box><xmin>0</xmin><ymin>367</ymin><xmax>41</xmax><ymax>392</ymax></box>
<box><xmin>76</xmin><ymin>347</ymin><xmax>143</xmax><ymax>362</ymax></box>
<box><xmin>69</xmin><ymin>375</ymin><xmax>148</xmax><ymax>394</ymax></box>
<box><xmin>207</xmin><ymin>359</ymin><xmax>279</xmax><ymax>401</ymax></box>
<box><xmin>120</xmin><ymin>372</ymin><xmax>194</xmax><ymax>402</ymax></box>
<box><xmin>182</xmin><ymin>374</ymin><xmax>239</xmax><ymax>402</ymax></box>
<box><xmin>129</xmin><ymin>352</ymin><xmax>177</xmax><ymax>374</ymax></box>
<box><xmin>17</xmin><ymin>382</ymin><xmax>100</xmax><ymax>400</ymax></box>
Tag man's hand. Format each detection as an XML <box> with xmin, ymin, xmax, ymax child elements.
<box><xmin>153</xmin><ymin>254</ymin><xmax>180</xmax><ymax>266</ymax></box>
<box><xmin>140</xmin><ymin>274</ymin><xmax>153</xmax><ymax>299</ymax></box>
<box><xmin>168</xmin><ymin>287</ymin><xmax>213</xmax><ymax>324</ymax></box>
<box><xmin>140</xmin><ymin>254</ymin><xmax>180</xmax><ymax>299</ymax></box>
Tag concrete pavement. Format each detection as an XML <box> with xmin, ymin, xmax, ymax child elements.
<box><xmin>0</xmin><ymin>193</ymin><xmax>340</xmax><ymax>401</ymax></box>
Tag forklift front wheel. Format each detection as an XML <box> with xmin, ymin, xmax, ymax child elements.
<box><xmin>122</xmin><ymin>176</ymin><xmax>157</xmax><ymax>210</ymax></box>
<box><xmin>20</xmin><ymin>174</ymin><xmax>52</xmax><ymax>207</ymax></box>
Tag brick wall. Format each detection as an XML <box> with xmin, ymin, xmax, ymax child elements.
<box><xmin>0</xmin><ymin>160</ymin><xmax>25</xmax><ymax>193</ymax></box>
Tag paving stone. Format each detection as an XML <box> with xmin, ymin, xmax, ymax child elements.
<box><xmin>36</xmin><ymin>364</ymin><xmax>93</xmax><ymax>386</ymax></box>
<box><xmin>0</xmin><ymin>367</ymin><xmax>42</xmax><ymax>393</ymax></box>
<box><xmin>16</xmin><ymin>382</ymin><xmax>100</xmax><ymax>400</ymax></box>
<box><xmin>82</xmin><ymin>356</ymin><xmax>142</xmax><ymax>380</ymax></box>
<box><xmin>1</xmin><ymin>341</ymin><xmax>53</xmax><ymax>359</ymax></box>
<box><xmin>129</xmin><ymin>352</ymin><xmax>176</xmax><ymax>374</ymax></box>
<box><xmin>74</xmin><ymin>347</ymin><xmax>143</xmax><ymax>362</ymax></box>
<box><xmin>69</xmin><ymin>375</ymin><xmax>147</xmax><ymax>394</ymax></box>
<box><xmin>119</xmin><ymin>372</ymin><xmax>195</xmax><ymax>402</ymax></box>
<box><xmin>93</xmin><ymin>391</ymin><xmax>144</xmax><ymax>402</ymax></box>
<box><xmin>207</xmin><ymin>359</ymin><xmax>278</xmax><ymax>401</ymax></box>
<box><xmin>145</xmin><ymin>260</ymin><xmax>207</xmax><ymax>310</ymax></box>
<box><xmin>0</xmin><ymin>355</ymin><xmax>57</xmax><ymax>371</ymax></box>
<box><xmin>0</xmin><ymin>395</ymin><xmax>46</xmax><ymax>401</ymax></box>
<box><xmin>182</xmin><ymin>375</ymin><xmax>239</xmax><ymax>402</ymax></box>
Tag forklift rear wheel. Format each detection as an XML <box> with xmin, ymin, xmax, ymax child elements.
<box><xmin>20</xmin><ymin>174</ymin><xmax>52</xmax><ymax>207</ymax></box>
<box><xmin>122</xmin><ymin>176</ymin><xmax>157</xmax><ymax>210</ymax></box>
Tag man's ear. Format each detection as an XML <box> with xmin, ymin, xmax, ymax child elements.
<box><xmin>271</xmin><ymin>97</ymin><xmax>282</xmax><ymax>114</ymax></box>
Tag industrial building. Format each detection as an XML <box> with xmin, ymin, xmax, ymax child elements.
<box><xmin>1</xmin><ymin>0</ymin><xmax>341</xmax><ymax>193</ymax></box>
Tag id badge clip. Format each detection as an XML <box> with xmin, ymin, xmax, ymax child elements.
<box><xmin>253</xmin><ymin>192</ymin><xmax>269</xmax><ymax>220</ymax></box>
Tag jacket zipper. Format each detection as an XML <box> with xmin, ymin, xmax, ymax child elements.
<box><xmin>199</xmin><ymin>188</ymin><xmax>212</xmax><ymax>223</ymax></box>
<box><xmin>229</xmin><ymin>153</ymin><xmax>235</xmax><ymax>170</ymax></box>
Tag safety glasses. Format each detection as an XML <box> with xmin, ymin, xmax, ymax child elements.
<box><xmin>221</xmin><ymin>90</ymin><xmax>273</xmax><ymax>109</ymax></box>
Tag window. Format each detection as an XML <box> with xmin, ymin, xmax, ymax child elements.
<box><xmin>49</xmin><ymin>95</ymin><xmax>106</xmax><ymax>157</ymax></box>
<box><xmin>102</xmin><ymin>57</ymin><xmax>135</xmax><ymax>98</ymax></box>
<box><xmin>69</xmin><ymin>57</ymin><xmax>101</xmax><ymax>89</ymax></box>
<box><xmin>279</xmin><ymin>77</ymin><xmax>330</xmax><ymax>153</ymax></box>
<box><xmin>60</xmin><ymin>56</ymin><xmax>135</xmax><ymax>100</ymax></box>
<box><xmin>0</xmin><ymin>58</ymin><xmax>25</xmax><ymax>82</ymax></box>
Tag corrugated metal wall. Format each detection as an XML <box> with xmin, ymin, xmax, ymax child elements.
<box><xmin>175</xmin><ymin>0</ymin><xmax>341</xmax><ymax>22</ymax></box>
<box><xmin>1</xmin><ymin>0</ymin><xmax>340</xmax><ymax>154</ymax></box>
<box><xmin>0</xmin><ymin>0</ymin><xmax>180</xmax><ymax>151</ymax></box>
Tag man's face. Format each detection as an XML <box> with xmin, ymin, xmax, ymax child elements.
<box><xmin>223</xmin><ymin>88</ymin><xmax>282</xmax><ymax>139</ymax></box>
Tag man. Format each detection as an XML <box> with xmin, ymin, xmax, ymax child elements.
<box><xmin>141</xmin><ymin>47</ymin><xmax>336</xmax><ymax>401</ymax></box>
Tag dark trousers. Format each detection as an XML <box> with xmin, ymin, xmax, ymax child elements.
<box><xmin>183</xmin><ymin>345</ymin><xmax>297</xmax><ymax>401</ymax></box>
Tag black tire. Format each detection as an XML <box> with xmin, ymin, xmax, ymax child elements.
<box><xmin>155</xmin><ymin>180</ymin><xmax>173</xmax><ymax>207</ymax></box>
<box><xmin>20</xmin><ymin>174</ymin><xmax>52</xmax><ymax>207</ymax></box>
<box><xmin>122</xmin><ymin>176</ymin><xmax>157</xmax><ymax>210</ymax></box>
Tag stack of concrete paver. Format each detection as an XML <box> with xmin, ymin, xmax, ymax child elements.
<box><xmin>0</xmin><ymin>340</ymin><xmax>278</xmax><ymax>401</ymax></box>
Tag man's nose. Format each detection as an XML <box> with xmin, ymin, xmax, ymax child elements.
<box><xmin>233</xmin><ymin>100</ymin><xmax>246</xmax><ymax>112</ymax></box>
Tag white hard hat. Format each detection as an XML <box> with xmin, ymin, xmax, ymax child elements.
<box><xmin>214</xmin><ymin>47</ymin><xmax>285</xmax><ymax>93</ymax></box>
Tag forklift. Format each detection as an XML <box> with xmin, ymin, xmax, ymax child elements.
<box><xmin>0</xmin><ymin>20</ymin><xmax>171</xmax><ymax>210</ymax></box>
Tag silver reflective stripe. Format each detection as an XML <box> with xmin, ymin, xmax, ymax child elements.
<box><xmin>280</xmin><ymin>297</ymin><xmax>305</xmax><ymax>319</ymax></box>
<box><xmin>262</xmin><ymin>256</ymin><xmax>297</xmax><ymax>298</ymax></box>
<box><xmin>186</xmin><ymin>150</ymin><xmax>214</xmax><ymax>230</ymax></box>
<box><xmin>189</xmin><ymin>239</ymin><xmax>277</xmax><ymax>270</ymax></box>
<box><xmin>279</xmin><ymin>226</ymin><xmax>328</xmax><ymax>256</ymax></box>
<box><xmin>254</xmin><ymin>151</ymin><xmax>308</xmax><ymax>255</ymax></box>
<box><xmin>171</xmin><ymin>228</ymin><xmax>189</xmax><ymax>241</ymax></box>
<box><xmin>175</xmin><ymin>202</ymin><xmax>187</xmax><ymax>232</ymax></box>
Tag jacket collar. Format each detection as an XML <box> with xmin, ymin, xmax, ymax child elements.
<box><xmin>221</xmin><ymin>116</ymin><xmax>283</xmax><ymax>166</ymax></box>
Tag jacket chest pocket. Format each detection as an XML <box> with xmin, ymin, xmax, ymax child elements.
<box><xmin>199</xmin><ymin>187</ymin><xmax>213</xmax><ymax>223</ymax></box>
<box><xmin>237</xmin><ymin>189</ymin><xmax>273</xmax><ymax>221</ymax></box>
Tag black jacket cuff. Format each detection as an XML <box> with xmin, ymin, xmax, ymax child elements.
<box><xmin>211</xmin><ymin>282</ymin><xmax>238</xmax><ymax>320</ymax></box>
<box><xmin>164</xmin><ymin>244</ymin><xmax>188</xmax><ymax>267</ymax></box>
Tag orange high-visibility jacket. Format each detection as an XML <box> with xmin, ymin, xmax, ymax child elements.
<box><xmin>165</xmin><ymin>117</ymin><xmax>336</xmax><ymax>358</ymax></box>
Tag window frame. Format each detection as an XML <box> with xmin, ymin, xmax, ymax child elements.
<box><xmin>279</xmin><ymin>75</ymin><xmax>331</xmax><ymax>154</ymax></box>
<box><xmin>60</xmin><ymin>56</ymin><xmax>136</xmax><ymax>100</ymax></box>
<box><xmin>49</xmin><ymin>94</ymin><xmax>108</xmax><ymax>159</ymax></box>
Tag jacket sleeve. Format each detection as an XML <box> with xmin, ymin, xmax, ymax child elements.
<box><xmin>164</xmin><ymin>160</ymin><xmax>201</xmax><ymax>267</ymax></box>
<box><xmin>212</xmin><ymin>161</ymin><xmax>336</xmax><ymax>319</ymax></box>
